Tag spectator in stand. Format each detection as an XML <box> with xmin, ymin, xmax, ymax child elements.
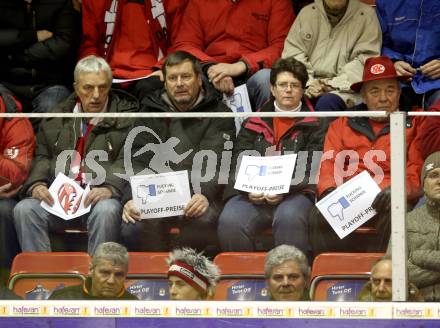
<box><xmin>358</xmin><ymin>255</ymin><xmax>423</xmax><ymax>302</ymax></box>
<box><xmin>50</xmin><ymin>242</ymin><xmax>137</xmax><ymax>300</ymax></box>
<box><xmin>282</xmin><ymin>0</ymin><xmax>381</xmax><ymax>111</ymax></box>
<box><xmin>167</xmin><ymin>248</ymin><xmax>219</xmax><ymax>300</ymax></box>
<box><xmin>218</xmin><ymin>57</ymin><xmax>327</xmax><ymax>255</ymax></box>
<box><xmin>121</xmin><ymin>51</ymin><xmax>235</xmax><ymax>252</ymax></box>
<box><xmin>0</xmin><ymin>0</ymin><xmax>80</xmax><ymax>121</ymax></box>
<box><xmin>407</xmin><ymin>152</ymin><xmax>440</xmax><ymax>302</ymax></box>
<box><xmin>169</xmin><ymin>0</ymin><xmax>295</xmax><ymax>110</ymax></box>
<box><xmin>309</xmin><ymin>56</ymin><xmax>424</xmax><ymax>256</ymax></box>
<box><xmin>359</xmin><ymin>256</ymin><xmax>392</xmax><ymax>301</ymax></box>
<box><xmin>0</xmin><ymin>89</ymin><xmax>35</xmax><ymax>285</ymax></box>
<box><xmin>376</xmin><ymin>0</ymin><xmax>440</xmax><ymax>111</ymax></box>
<box><xmin>264</xmin><ymin>245</ymin><xmax>310</xmax><ymax>301</ymax></box>
<box><xmin>80</xmin><ymin>0</ymin><xmax>188</xmax><ymax>99</ymax></box>
<box><xmin>13</xmin><ymin>56</ymin><xmax>138</xmax><ymax>255</ymax></box>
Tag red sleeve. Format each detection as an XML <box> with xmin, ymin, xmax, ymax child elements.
<box><xmin>0</xmin><ymin>116</ymin><xmax>35</xmax><ymax>188</ymax></box>
<box><xmin>418</xmin><ymin>102</ymin><xmax>440</xmax><ymax>159</ymax></box>
<box><xmin>405</xmin><ymin>115</ymin><xmax>426</xmax><ymax>201</ymax></box>
<box><xmin>78</xmin><ymin>0</ymin><xmax>101</xmax><ymax>58</ymax></box>
<box><xmin>165</xmin><ymin>0</ymin><xmax>189</xmax><ymax>46</ymax></box>
<box><xmin>317</xmin><ymin>118</ymin><xmax>345</xmax><ymax>197</ymax></box>
<box><xmin>168</xmin><ymin>0</ymin><xmax>218</xmax><ymax>63</ymax></box>
<box><xmin>241</xmin><ymin>0</ymin><xmax>295</xmax><ymax>74</ymax></box>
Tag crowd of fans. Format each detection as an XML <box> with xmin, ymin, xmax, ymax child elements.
<box><xmin>0</xmin><ymin>0</ymin><xmax>440</xmax><ymax>301</ymax></box>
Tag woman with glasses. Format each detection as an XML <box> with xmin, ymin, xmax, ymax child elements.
<box><xmin>218</xmin><ymin>57</ymin><xmax>328</xmax><ymax>255</ymax></box>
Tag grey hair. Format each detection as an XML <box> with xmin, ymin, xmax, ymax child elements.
<box><xmin>92</xmin><ymin>242</ymin><xmax>129</xmax><ymax>269</ymax></box>
<box><xmin>74</xmin><ymin>55</ymin><xmax>113</xmax><ymax>83</ymax></box>
<box><xmin>264</xmin><ymin>244</ymin><xmax>310</xmax><ymax>281</ymax></box>
<box><xmin>371</xmin><ymin>254</ymin><xmax>392</xmax><ymax>271</ymax></box>
<box><xmin>167</xmin><ymin>248</ymin><xmax>220</xmax><ymax>295</ymax></box>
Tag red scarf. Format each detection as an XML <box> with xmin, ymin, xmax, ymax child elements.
<box><xmin>70</xmin><ymin>121</ymin><xmax>94</xmax><ymax>186</ymax></box>
<box><xmin>103</xmin><ymin>0</ymin><xmax>168</xmax><ymax>60</ymax></box>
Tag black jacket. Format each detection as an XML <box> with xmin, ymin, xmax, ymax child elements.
<box><xmin>21</xmin><ymin>90</ymin><xmax>139</xmax><ymax>198</ymax></box>
<box><xmin>0</xmin><ymin>0</ymin><xmax>80</xmax><ymax>98</ymax></box>
<box><xmin>224</xmin><ymin>99</ymin><xmax>328</xmax><ymax>200</ymax></box>
<box><xmin>122</xmin><ymin>83</ymin><xmax>235</xmax><ymax>204</ymax></box>
<box><xmin>48</xmin><ymin>277</ymin><xmax>138</xmax><ymax>300</ymax></box>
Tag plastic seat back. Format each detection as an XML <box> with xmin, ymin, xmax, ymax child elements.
<box><xmin>125</xmin><ymin>252</ymin><xmax>170</xmax><ymax>300</ymax></box>
<box><xmin>310</xmin><ymin>253</ymin><xmax>384</xmax><ymax>301</ymax></box>
<box><xmin>8</xmin><ymin>252</ymin><xmax>90</xmax><ymax>299</ymax></box>
<box><xmin>213</xmin><ymin>252</ymin><xmax>268</xmax><ymax>301</ymax></box>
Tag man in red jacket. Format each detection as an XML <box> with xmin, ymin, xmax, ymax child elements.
<box><xmin>0</xmin><ymin>88</ymin><xmax>35</xmax><ymax>284</ymax></box>
<box><xmin>309</xmin><ymin>56</ymin><xmax>424</xmax><ymax>256</ymax></box>
<box><xmin>79</xmin><ymin>0</ymin><xmax>188</xmax><ymax>98</ymax></box>
<box><xmin>169</xmin><ymin>0</ymin><xmax>295</xmax><ymax>110</ymax></box>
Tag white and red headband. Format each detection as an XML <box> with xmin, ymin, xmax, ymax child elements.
<box><xmin>168</xmin><ymin>261</ymin><xmax>209</xmax><ymax>293</ymax></box>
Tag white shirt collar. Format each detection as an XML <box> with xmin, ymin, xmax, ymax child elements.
<box><xmin>274</xmin><ymin>100</ymin><xmax>302</xmax><ymax>113</ymax></box>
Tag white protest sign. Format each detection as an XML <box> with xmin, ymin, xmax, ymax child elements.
<box><xmin>316</xmin><ymin>171</ymin><xmax>381</xmax><ymax>239</ymax></box>
<box><xmin>41</xmin><ymin>173</ymin><xmax>91</xmax><ymax>220</ymax></box>
<box><xmin>130</xmin><ymin>170</ymin><xmax>191</xmax><ymax>219</ymax></box>
<box><xmin>223</xmin><ymin>84</ymin><xmax>252</xmax><ymax>135</ymax></box>
<box><xmin>234</xmin><ymin>154</ymin><xmax>297</xmax><ymax>195</ymax></box>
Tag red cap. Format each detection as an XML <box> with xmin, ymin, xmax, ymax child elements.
<box><xmin>350</xmin><ymin>56</ymin><xmax>409</xmax><ymax>92</ymax></box>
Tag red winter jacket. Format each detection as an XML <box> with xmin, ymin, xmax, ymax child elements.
<box><xmin>418</xmin><ymin>100</ymin><xmax>440</xmax><ymax>159</ymax></box>
<box><xmin>79</xmin><ymin>0</ymin><xmax>188</xmax><ymax>79</ymax></box>
<box><xmin>0</xmin><ymin>96</ymin><xmax>35</xmax><ymax>188</ymax></box>
<box><xmin>170</xmin><ymin>0</ymin><xmax>295</xmax><ymax>75</ymax></box>
<box><xmin>317</xmin><ymin>104</ymin><xmax>424</xmax><ymax>202</ymax></box>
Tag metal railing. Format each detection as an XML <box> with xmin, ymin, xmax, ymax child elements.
<box><xmin>3</xmin><ymin>109</ymin><xmax>438</xmax><ymax>302</ymax></box>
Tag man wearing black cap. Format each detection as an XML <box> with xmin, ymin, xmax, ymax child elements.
<box><xmin>310</xmin><ymin>56</ymin><xmax>424</xmax><ymax>255</ymax></box>
<box><xmin>407</xmin><ymin>151</ymin><xmax>440</xmax><ymax>302</ymax></box>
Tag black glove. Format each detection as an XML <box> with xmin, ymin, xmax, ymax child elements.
<box><xmin>372</xmin><ymin>187</ymin><xmax>391</xmax><ymax>214</ymax></box>
<box><xmin>319</xmin><ymin>187</ymin><xmax>336</xmax><ymax>201</ymax></box>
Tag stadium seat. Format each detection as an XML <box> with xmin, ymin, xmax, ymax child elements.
<box><xmin>8</xmin><ymin>252</ymin><xmax>90</xmax><ymax>299</ymax></box>
<box><xmin>310</xmin><ymin>252</ymin><xmax>384</xmax><ymax>301</ymax></box>
<box><xmin>213</xmin><ymin>252</ymin><xmax>269</xmax><ymax>301</ymax></box>
<box><xmin>125</xmin><ymin>252</ymin><xmax>170</xmax><ymax>300</ymax></box>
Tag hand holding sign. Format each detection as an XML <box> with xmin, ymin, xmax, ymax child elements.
<box><xmin>234</xmin><ymin>155</ymin><xmax>297</xmax><ymax>195</ymax></box>
<box><xmin>316</xmin><ymin>171</ymin><xmax>381</xmax><ymax>239</ymax></box>
<box><xmin>184</xmin><ymin>194</ymin><xmax>209</xmax><ymax>218</ymax></box>
<box><xmin>122</xmin><ymin>200</ymin><xmax>141</xmax><ymax>224</ymax></box>
<box><xmin>40</xmin><ymin>173</ymin><xmax>91</xmax><ymax>220</ymax></box>
<box><xmin>130</xmin><ymin>170</ymin><xmax>191</xmax><ymax>219</ymax></box>
<box><xmin>32</xmin><ymin>184</ymin><xmax>54</xmax><ymax>206</ymax></box>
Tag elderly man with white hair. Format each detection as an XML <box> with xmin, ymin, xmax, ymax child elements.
<box><xmin>13</xmin><ymin>55</ymin><xmax>139</xmax><ymax>255</ymax></box>
<box><xmin>264</xmin><ymin>244</ymin><xmax>310</xmax><ymax>301</ymax></box>
<box><xmin>167</xmin><ymin>248</ymin><xmax>220</xmax><ymax>300</ymax></box>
